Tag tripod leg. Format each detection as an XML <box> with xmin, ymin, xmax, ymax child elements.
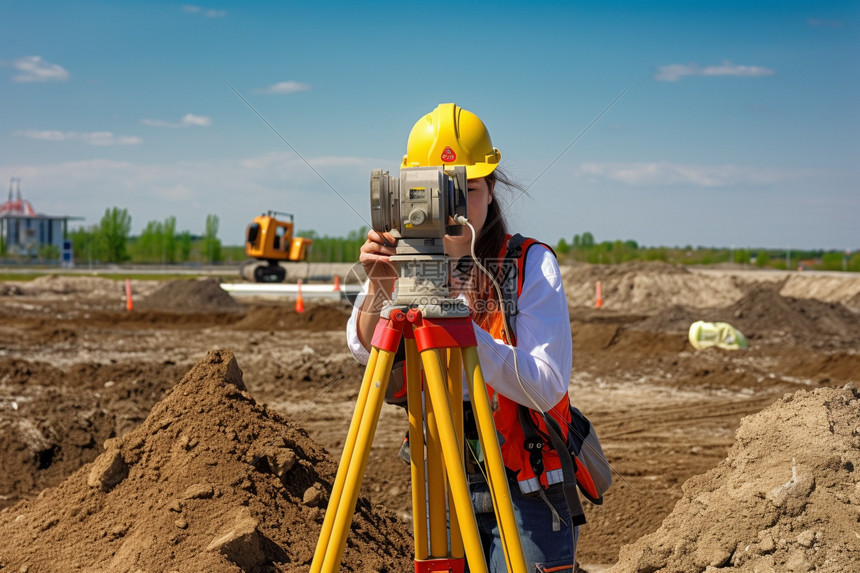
<box><xmin>313</xmin><ymin>347</ymin><xmax>397</xmax><ymax>573</ymax></box>
<box><xmin>446</xmin><ymin>349</ymin><xmax>465</xmax><ymax>560</ymax></box>
<box><xmin>420</xmin><ymin>347</ymin><xmax>489</xmax><ymax>573</ymax></box>
<box><xmin>310</xmin><ymin>346</ymin><xmax>380</xmax><ymax>573</ymax></box>
<box><xmin>405</xmin><ymin>337</ymin><xmax>428</xmax><ymax>560</ymax></box>
<box><xmin>462</xmin><ymin>346</ymin><xmax>528</xmax><ymax>573</ymax></box>
<box><xmin>425</xmin><ymin>358</ymin><xmax>449</xmax><ymax>557</ymax></box>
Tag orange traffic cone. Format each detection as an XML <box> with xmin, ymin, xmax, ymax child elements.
<box><xmin>333</xmin><ymin>275</ymin><xmax>341</xmax><ymax>291</ymax></box>
<box><xmin>595</xmin><ymin>280</ymin><xmax>603</xmax><ymax>309</ymax></box>
<box><xmin>125</xmin><ymin>278</ymin><xmax>133</xmax><ymax>311</ymax></box>
<box><xmin>296</xmin><ymin>279</ymin><xmax>305</xmax><ymax>313</ymax></box>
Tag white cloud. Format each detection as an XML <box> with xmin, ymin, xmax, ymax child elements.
<box><xmin>655</xmin><ymin>61</ymin><xmax>775</xmax><ymax>82</ymax></box>
<box><xmin>79</xmin><ymin>132</ymin><xmax>144</xmax><ymax>146</ymax></box>
<box><xmin>578</xmin><ymin>161</ymin><xmax>796</xmax><ymax>187</ymax></box>
<box><xmin>182</xmin><ymin>5</ymin><xmax>226</xmax><ymax>18</ymax></box>
<box><xmin>9</xmin><ymin>56</ymin><xmax>70</xmax><ymax>83</ymax></box>
<box><xmin>181</xmin><ymin>113</ymin><xmax>212</xmax><ymax>127</ymax></box>
<box><xmin>141</xmin><ymin>113</ymin><xmax>212</xmax><ymax>128</ymax></box>
<box><xmin>14</xmin><ymin>130</ymin><xmax>69</xmax><ymax>141</ymax></box>
<box><xmin>14</xmin><ymin>130</ymin><xmax>143</xmax><ymax>146</ymax></box>
<box><xmin>254</xmin><ymin>81</ymin><xmax>312</xmax><ymax>94</ymax></box>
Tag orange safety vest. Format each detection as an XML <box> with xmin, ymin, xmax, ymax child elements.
<box><xmin>384</xmin><ymin>233</ymin><xmax>605</xmax><ymax>525</ymax></box>
<box><xmin>478</xmin><ymin>234</ymin><xmax>573</xmax><ymax>494</ymax></box>
<box><xmin>476</xmin><ymin>234</ymin><xmax>611</xmax><ymax>527</ymax></box>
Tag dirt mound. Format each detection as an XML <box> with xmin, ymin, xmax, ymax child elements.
<box><xmin>137</xmin><ymin>278</ymin><xmax>241</xmax><ymax>313</ymax></box>
<box><xmin>0</xmin><ymin>276</ymin><xmax>163</xmax><ymax>315</ymax></box>
<box><xmin>22</xmin><ymin>275</ymin><xmax>124</xmax><ymax>296</ymax></box>
<box><xmin>631</xmin><ymin>286</ymin><xmax>860</xmax><ymax>345</ymax></box>
<box><xmin>630</xmin><ymin>304</ymin><xmax>701</xmax><ymax>333</ymax></box>
<box><xmin>0</xmin><ymin>358</ymin><xmax>188</xmax><ymax>510</ymax></box>
<box><xmin>565</xmin><ymin>261</ymin><xmax>691</xmax><ymax>280</ymax></box>
<box><xmin>847</xmin><ymin>289</ymin><xmax>860</xmax><ymax>312</ymax></box>
<box><xmin>780</xmin><ymin>273</ymin><xmax>860</xmax><ymax>304</ymax></box>
<box><xmin>0</xmin><ymin>282</ymin><xmax>24</xmax><ymax>295</ymax></box>
<box><xmin>233</xmin><ymin>302</ymin><xmax>351</xmax><ymax>332</ymax></box>
<box><xmin>727</xmin><ymin>287</ymin><xmax>860</xmax><ymax>343</ymax></box>
<box><xmin>561</xmin><ymin>262</ymin><xmax>746</xmax><ymax>312</ymax></box>
<box><xmin>0</xmin><ymin>350</ymin><xmax>412</xmax><ymax>572</ymax></box>
<box><xmin>782</xmin><ymin>351</ymin><xmax>860</xmax><ymax>384</ymax></box>
<box><xmin>609</xmin><ymin>384</ymin><xmax>860</xmax><ymax>573</ymax></box>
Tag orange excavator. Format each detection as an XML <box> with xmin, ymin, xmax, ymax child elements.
<box><xmin>240</xmin><ymin>211</ymin><xmax>313</xmax><ymax>282</ymax></box>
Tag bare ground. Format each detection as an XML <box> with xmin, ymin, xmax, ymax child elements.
<box><xmin>0</xmin><ymin>266</ymin><xmax>858</xmax><ymax>571</ymax></box>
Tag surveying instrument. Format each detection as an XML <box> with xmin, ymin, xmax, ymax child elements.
<box><xmin>310</xmin><ymin>166</ymin><xmax>528</xmax><ymax>573</ymax></box>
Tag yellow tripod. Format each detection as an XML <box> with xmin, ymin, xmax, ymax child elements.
<box><xmin>310</xmin><ymin>258</ymin><xmax>528</xmax><ymax>572</ymax></box>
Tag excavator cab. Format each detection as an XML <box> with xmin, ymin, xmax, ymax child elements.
<box><xmin>242</xmin><ymin>211</ymin><xmax>313</xmax><ymax>282</ymax></box>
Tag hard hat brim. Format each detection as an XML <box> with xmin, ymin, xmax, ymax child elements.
<box><xmin>465</xmin><ymin>162</ymin><xmax>498</xmax><ymax>180</ymax></box>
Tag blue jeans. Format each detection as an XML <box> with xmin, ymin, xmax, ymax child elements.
<box><xmin>466</xmin><ymin>478</ymin><xmax>578</xmax><ymax>573</ymax></box>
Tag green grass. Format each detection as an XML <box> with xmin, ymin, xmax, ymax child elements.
<box><xmin>0</xmin><ymin>273</ymin><xmax>45</xmax><ymax>282</ymax></box>
<box><xmin>0</xmin><ymin>272</ymin><xmax>224</xmax><ymax>282</ymax></box>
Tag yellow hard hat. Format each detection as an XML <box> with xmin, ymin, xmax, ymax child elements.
<box><xmin>401</xmin><ymin>103</ymin><xmax>501</xmax><ymax>179</ymax></box>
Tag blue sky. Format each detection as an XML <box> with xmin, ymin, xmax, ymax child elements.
<box><xmin>2</xmin><ymin>1</ymin><xmax>858</xmax><ymax>250</ymax></box>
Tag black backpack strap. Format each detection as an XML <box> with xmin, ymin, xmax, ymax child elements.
<box><xmin>500</xmin><ymin>234</ymin><xmax>526</xmax><ymax>342</ymax></box>
<box><xmin>518</xmin><ymin>404</ymin><xmax>587</xmax><ymax>527</ymax></box>
<box><xmin>540</xmin><ymin>411</ymin><xmax>587</xmax><ymax>526</ymax></box>
<box><xmin>517</xmin><ymin>405</ymin><xmax>545</xmax><ymax>479</ymax></box>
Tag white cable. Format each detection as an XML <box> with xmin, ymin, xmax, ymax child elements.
<box><xmin>460</xmin><ymin>219</ymin><xmax>631</xmax><ymax>490</ymax></box>
<box><xmin>460</xmin><ymin>218</ymin><xmax>547</xmax><ymax>414</ymax></box>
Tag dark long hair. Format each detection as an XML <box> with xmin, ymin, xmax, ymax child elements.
<box><xmin>467</xmin><ymin>167</ymin><xmax>525</xmax><ymax>329</ymax></box>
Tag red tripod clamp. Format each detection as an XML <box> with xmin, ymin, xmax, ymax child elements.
<box><xmin>414</xmin><ymin>557</ymin><xmax>465</xmax><ymax>573</ymax></box>
<box><xmin>408</xmin><ymin>310</ymin><xmax>477</xmax><ymax>352</ymax></box>
<box><xmin>371</xmin><ymin>309</ymin><xmax>408</xmax><ymax>352</ymax></box>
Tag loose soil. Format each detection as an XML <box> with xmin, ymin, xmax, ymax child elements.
<box><xmin>0</xmin><ymin>265</ymin><xmax>858</xmax><ymax>572</ymax></box>
<box><xmin>610</xmin><ymin>384</ymin><xmax>859</xmax><ymax>573</ymax></box>
<box><xmin>0</xmin><ymin>349</ymin><xmax>411</xmax><ymax>572</ymax></box>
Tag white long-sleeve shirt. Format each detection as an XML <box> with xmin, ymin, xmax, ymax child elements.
<box><xmin>345</xmin><ymin>246</ymin><xmax>572</xmax><ymax>410</ymax></box>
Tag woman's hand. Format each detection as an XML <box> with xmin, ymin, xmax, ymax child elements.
<box><xmin>355</xmin><ymin>229</ymin><xmax>398</xmax><ymax>349</ymax></box>
<box><xmin>359</xmin><ymin>229</ymin><xmax>398</xmax><ymax>281</ymax></box>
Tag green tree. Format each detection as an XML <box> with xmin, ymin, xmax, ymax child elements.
<box><xmin>69</xmin><ymin>226</ymin><xmax>102</xmax><ymax>264</ymax></box>
<box><xmin>134</xmin><ymin>216</ymin><xmax>178</xmax><ymax>263</ymax></box>
<box><xmin>135</xmin><ymin>220</ymin><xmax>164</xmax><ymax>262</ymax></box>
<box><xmin>643</xmin><ymin>247</ymin><xmax>669</xmax><ymax>262</ymax></box>
<box><xmin>820</xmin><ymin>252</ymin><xmax>843</xmax><ymax>271</ymax></box>
<box><xmin>555</xmin><ymin>238</ymin><xmax>570</xmax><ymax>255</ymax></box>
<box><xmin>581</xmin><ymin>232</ymin><xmax>595</xmax><ymax>248</ymax></box>
<box><xmin>848</xmin><ymin>252</ymin><xmax>860</xmax><ymax>272</ymax></box>
<box><xmin>178</xmin><ymin>230</ymin><xmax>193</xmax><ymax>262</ymax></box>
<box><xmin>98</xmin><ymin>207</ymin><xmax>131</xmax><ymax>263</ymax></box>
<box><xmin>202</xmin><ymin>214</ymin><xmax>222</xmax><ymax>263</ymax></box>
<box><xmin>163</xmin><ymin>216</ymin><xmax>177</xmax><ymax>263</ymax></box>
<box><xmin>755</xmin><ymin>251</ymin><xmax>771</xmax><ymax>268</ymax></box>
